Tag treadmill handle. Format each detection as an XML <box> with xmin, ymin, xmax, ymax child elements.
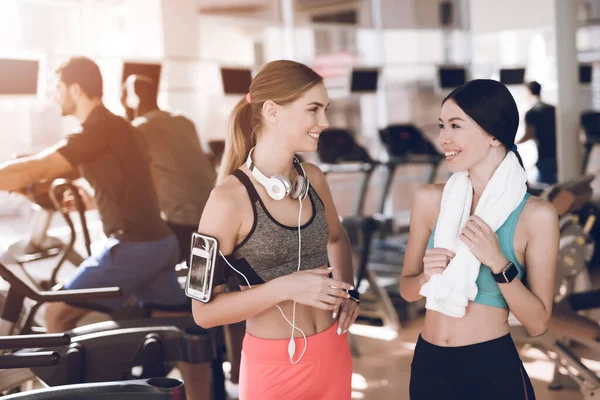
<box><xmin>0</xmin><ymin>351</ymin><xmax>61</xmax><ymax>369</ymax></box>
<box><xmin>38</xmin><ymin>287</ymin><xmax>122</xmax><ymax>302</ymax></box>
<box><xmin>320</xmin><ymin>162</ymin><xmax>375</xmax><ymax>174</ymax></box>
<box><xmin>0</xmin><ymin>333</ymin><xmax>70</xmax><ymax>350</ymax></box>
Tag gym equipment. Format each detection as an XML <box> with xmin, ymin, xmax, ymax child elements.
<box><xmin>7</xmin><ymin>168</ymin><xmax>82</xmax><ymax>265</ymax></box>
<box><xmin>3</xmin><ymin>378</ymin><xmax>186</xmax><ymax>400</ymax></box>
<box><xmin>377</xmin><ymin>124</ymin><xmax>444</xmax><ymax>216</ymax></box>
<box><xmin>510</xmin><ymin>175</ymin><xmax>600</xmax><ymax>400</ymax></box>
<box><xmin>0</xmin><ymin>333</ymin><xmax>186</xmax><ymax>399</ymax></box>
<box><xmin>0</xmin><ymin>260</ymin><xmax>215</xmax><ymax>393</ymax></box>
<box><xmin>36</xmin><ymin>179</ymin><xmax>92</xmax><ymax>290</ymax></box>
<box><xmin>2</xmin><ymin>177</ymin><xmax>227</xmax><ymax>399</ymax></box>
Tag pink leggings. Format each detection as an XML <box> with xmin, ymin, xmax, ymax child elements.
<box><xmin>239</xmin><ymin>323</ymin><xmax>353</xmax><ymax>400</ymax></box>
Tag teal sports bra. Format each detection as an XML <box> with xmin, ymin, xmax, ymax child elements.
<box><xmin>426</xmin><ymin>193</ymin><xmax>530</xmax><ymax>309</ymax></box>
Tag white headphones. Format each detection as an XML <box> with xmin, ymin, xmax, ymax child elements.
<box><xmin>246</xmin><ymin>148</ymin><xmax>309</xmax><ymax>201</ymax></box>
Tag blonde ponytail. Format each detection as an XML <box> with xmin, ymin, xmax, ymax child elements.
<box><xmin>217</xmin><ymin>98</ymin><xmax>254</xmax><ymax>184</ymax></box>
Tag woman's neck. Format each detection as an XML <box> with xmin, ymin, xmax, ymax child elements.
<box><xmin>468</xmin><ymin>150</ymin><xmax>506</xmax><ymax>197</ymax></box>
<box><xmin>251</xmin><ymin>142</ymin><xmax>296</xmax><ymax>181</ymax></box>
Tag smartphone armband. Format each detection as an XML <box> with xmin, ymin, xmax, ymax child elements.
<box><xmin>185</xmin><ymin>232</ymin><xmax>222</xmax><ymax>303</ymax></box>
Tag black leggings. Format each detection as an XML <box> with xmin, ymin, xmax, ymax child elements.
<box><xmin>410</xmin><ymin>333</ymin><xmax>535</xmax><ymax>400</ymax></box>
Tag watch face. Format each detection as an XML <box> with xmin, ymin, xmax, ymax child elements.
<box><xmin>504</xmin><ymin>263</ymin><xmax>518</xmax><ymax>282</ymax></box>
<box><xmin>495</xmin><ymin>262</ymin><xmax>517</xmax><ymax>283</ymax></box>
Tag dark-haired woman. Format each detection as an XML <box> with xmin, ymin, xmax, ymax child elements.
<box><xmin>400</xmin><ymin>79</ymin><xmax>559</xmax><ymax>399</ymax></box>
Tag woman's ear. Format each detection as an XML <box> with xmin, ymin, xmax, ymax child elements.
<box><xmin>262</xmin><ymin>101</ymin><xmax>279</xmax><ymax>124</ymax></box>
<box><xmin>490</xmin><ymin>137</ymin><xmax>502</xmax><ymax>148</ymax></box>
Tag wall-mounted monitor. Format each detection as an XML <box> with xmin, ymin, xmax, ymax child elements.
<box><xmin>122</xmin><ymin>62</ymin><xmax>162</xmax><ymax>88</ymax></box>
<box><xmin>580</xmin><ymin>64</ymin><xmax>593</xmax><ymax>84</ymax></box>
<box><xmin>499</xmin><ymin>68</ymin><xmax>526</xmax><ymax>85</ymax></box>
<box><xmin>438</xmin><ymin>67</ymin><xmax>466</xmax><ymax>89</ymax></box>
<box><xmin>0</xmin><ymin>58</ymin><xmax>39</xmax><ymax>95</ymax></box>
<box><xmin>220</xmin><ymin>67</ymin><xmax>252</xmax><ymax>95</ymax></box>
<box><xmin>350</xmin><ymin>68</ymin><xmax>379</xmax><ymax>93</ymax></box>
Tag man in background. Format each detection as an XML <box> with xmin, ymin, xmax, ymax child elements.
<box><xmin>122</xmin><ymin>74</ymin><xmax>216</xmax><ymax>262</ymax></box>
<box><xmin>517</xmin><ymin>81</ymin><xmax>558</xmax><ymax>184</ymax></box>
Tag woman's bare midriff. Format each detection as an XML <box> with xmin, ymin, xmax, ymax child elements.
<box><xmin>238</xmin><ymin>265</ymin><xmax>336</xmax><ymax>339</ymax></box>
<box><xmin>421</xmin><ymin>302</ymin><xmax>510</xmax><ymax>346</ymax></box>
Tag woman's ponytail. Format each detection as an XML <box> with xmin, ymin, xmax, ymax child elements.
<box><xmin>217</xmin><ymin>98</ymin><xmax>254</xmax><ymax>184</ymax></box>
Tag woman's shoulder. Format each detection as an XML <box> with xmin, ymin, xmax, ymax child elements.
<box><xmin>208</xmin><ymin>173</ymin><xmax>249</xmax><ymax>211</ymax></box>
<box><xmin>413</xmin><ymin>183</ymin><xmax>445</xmax><ymax>226</ymax></box>
<box><xmin>414</xmin><ymin>183</ymin><xmax>445</xmax><ymax>209</ymax></box>
<box><xmin>301</xmin><ymin>162</ymin><xmax>328</xmax><ymax>190</ymax></box>
<box><xmin>301</xmin><ymin>162</ymin><xmax>325</xmax><ymax>180</ymax></box>
<box><xmin>521</xmin><ymin>194</ymin><xmax>559</xmax><ymax>228</ymax></box>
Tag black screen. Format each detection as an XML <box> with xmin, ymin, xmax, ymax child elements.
<box><xmin>220</xmin><ymin>68</ymin><xmax>252</xmax><ymax>94</ymax></box>
<box><xmin>438</xmin><ymin>67</ymin><xmax>466</xmax><ymax>89</ymax></box>
<box><xmin>350</xmin><ymin>69</ymin><xmax>379</xmax><ymax>92</ymax></box>
<box><xmin>580</xmin><ymin>65</ymin><xmax>593</xmax><ymax>84</ymax></box>
<box><xmin>122</xmin><ymin>62</ymin><xmax>162</xmax><ymax>88</ymax></box>
<box><xmin>499</xmin><ymin>68</ymin><xmax>525</xmax><ymax>85</ymax></box>
<box><xmin>0</xmin><ymin>58</ymin><xmax>39</xmax><ymax>95</ymax></box>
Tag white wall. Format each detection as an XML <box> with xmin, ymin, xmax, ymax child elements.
<box><xmin>469</xmin><ymin>0</ymin><xmax>555</xmax><ymax>34</ymax></box>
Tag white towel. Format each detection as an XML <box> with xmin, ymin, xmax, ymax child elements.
<box><xmin>419</xmin><ymin>151</ymin><xmax>528</xmax><ymax>317</ymax></box>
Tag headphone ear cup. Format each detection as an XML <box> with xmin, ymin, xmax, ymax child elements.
<box><xmin>291</xmin><ymin>176</ymin><xmax>308</xmax><ymax>200</ymax></box>
<box><xmin>267</xmin><ymin>176</ymin><xmax>291</xmax><ymax>200</ymax></box>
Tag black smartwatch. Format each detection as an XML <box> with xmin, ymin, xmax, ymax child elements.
<box><xmin>492</xmin><ymin>262</ymin><xmax>518</xmax><ymax>284</ymax></box>
<box><xmin>348</xmin><ymin>289</ymin><xmax>360</xmax><ymax>303</ymax></box>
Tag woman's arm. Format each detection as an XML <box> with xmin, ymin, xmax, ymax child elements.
<box><xmin>463</xmin><ymin>200</ymin><xmax>558</xmax><ymax>336</ymax></box>
<box><xmin>493</xmin><ymin>201</ymin><xmax>558</xmax><ymax>336</ymax></box>
<box><xmin>303</xmin><ymin>163</ymin><xmax>358</xmax><ymax>333</ymax></box>
<box><xmin>400</xmin><ymin>185</ymin><xmax>441</xmax><ymax>302</ymax></box>
<box><xmin>303</xmin><ymin>164</ymin><xmax>354</xmax><ymax>285</ymax></box>
<box><xmin>191</xmin><ymin>181</ymin><xmax>284</xmax><ymax>328</ymax></box>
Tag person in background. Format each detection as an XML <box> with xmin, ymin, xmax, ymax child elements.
<box><xmin>0</xmin><ymin>56</ymin><xmax>208</xmax><ymax>399</ymax></box>
<box><xmin>517</xmin><ymin>81</ymin><xmax>558</xmax><ymax>184</ymax></box>
<box><xmin>122</xmin><ymin>74</ymin><xmax>216</xmax><ymax>262</ymax></box>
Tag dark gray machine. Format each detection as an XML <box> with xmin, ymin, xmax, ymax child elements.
<box><xmin>0</xmin><ymin>333</ymin><xmax>186</xmax><ymax>400</ymax></box>
<box><xmin>0</xmin><ymin>261</ymin><xmax>215</xmax><ymax>392</ymax></box>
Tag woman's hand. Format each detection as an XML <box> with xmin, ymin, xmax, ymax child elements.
<box><xmin>273</xmin><ymin>268</ymin><xmax>353</xmax><ymax>311</ymax></box>
<box><xmin>460</xmin><ymin>216</ymin><xmax>508</xmax><ymax>273</ymax></box>
<box><xmin>421</xmin><ymin>247</ymin><xmax>455</xmax><ymax>285</ymax></box>
<box><xmin>334</xmin><ymin>297</ymin><xmax>359</xmax><ymax>335</ymax></box>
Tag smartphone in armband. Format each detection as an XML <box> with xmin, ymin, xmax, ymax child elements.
<box><xmin>185</xmin><ymin>232</ymin><xmax>219</xmax><ymax>303</ymax></box>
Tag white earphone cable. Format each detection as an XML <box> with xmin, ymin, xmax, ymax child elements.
<box><xmin>288</xmin><ymin>196</ymin><xmax>308</xmax><ymax>364</ymax></box>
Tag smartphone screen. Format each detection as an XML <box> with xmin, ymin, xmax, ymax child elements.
<box><xmin>185</xmin><ymin>233</ymin><xmax>218</xmax><ymax>303</ymax></box>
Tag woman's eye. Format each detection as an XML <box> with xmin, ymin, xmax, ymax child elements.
<box><xmin>452</xmin><ymin>124</ymin><xmax>460</xmax><ymax>129</ymax></box>
<box><xmin>438</xmin><ymin>124</ymin><xmax>444</xmax><ymax>129</ymax></box>
<box><xmin>309</xmin><ymin>108</ymin><xmax>318</xmax><ymax>112</ymax></box>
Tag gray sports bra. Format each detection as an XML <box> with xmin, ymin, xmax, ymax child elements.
<box><xmin>223</xmin><ymin>169</ymin><xmax>330</xmax><ymax>286</ymax></box>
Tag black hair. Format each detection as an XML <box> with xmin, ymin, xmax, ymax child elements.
<box><xmin>55</xmin><ymin>57</ymin><xmax>103</xmax><ymax>99</ymax></box>
<box><xmin>527</xmin><ymin>81</ymin><xmax>541</xmax><ymax>96</ymax></box>
<box><xmin>443</xmin><ymin>79</ymin><xmax>525</xmax><ymax>170</ymax></box>
<box><xmin>127</xmin><ymin>74</ymin><xmax>158</xmax><ymax>105</ymax></box>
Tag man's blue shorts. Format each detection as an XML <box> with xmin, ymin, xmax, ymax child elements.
<box><xmin>64</xmin><ymin>234</ymin><xmax>188</xmax><ymax>312</ymax></box>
